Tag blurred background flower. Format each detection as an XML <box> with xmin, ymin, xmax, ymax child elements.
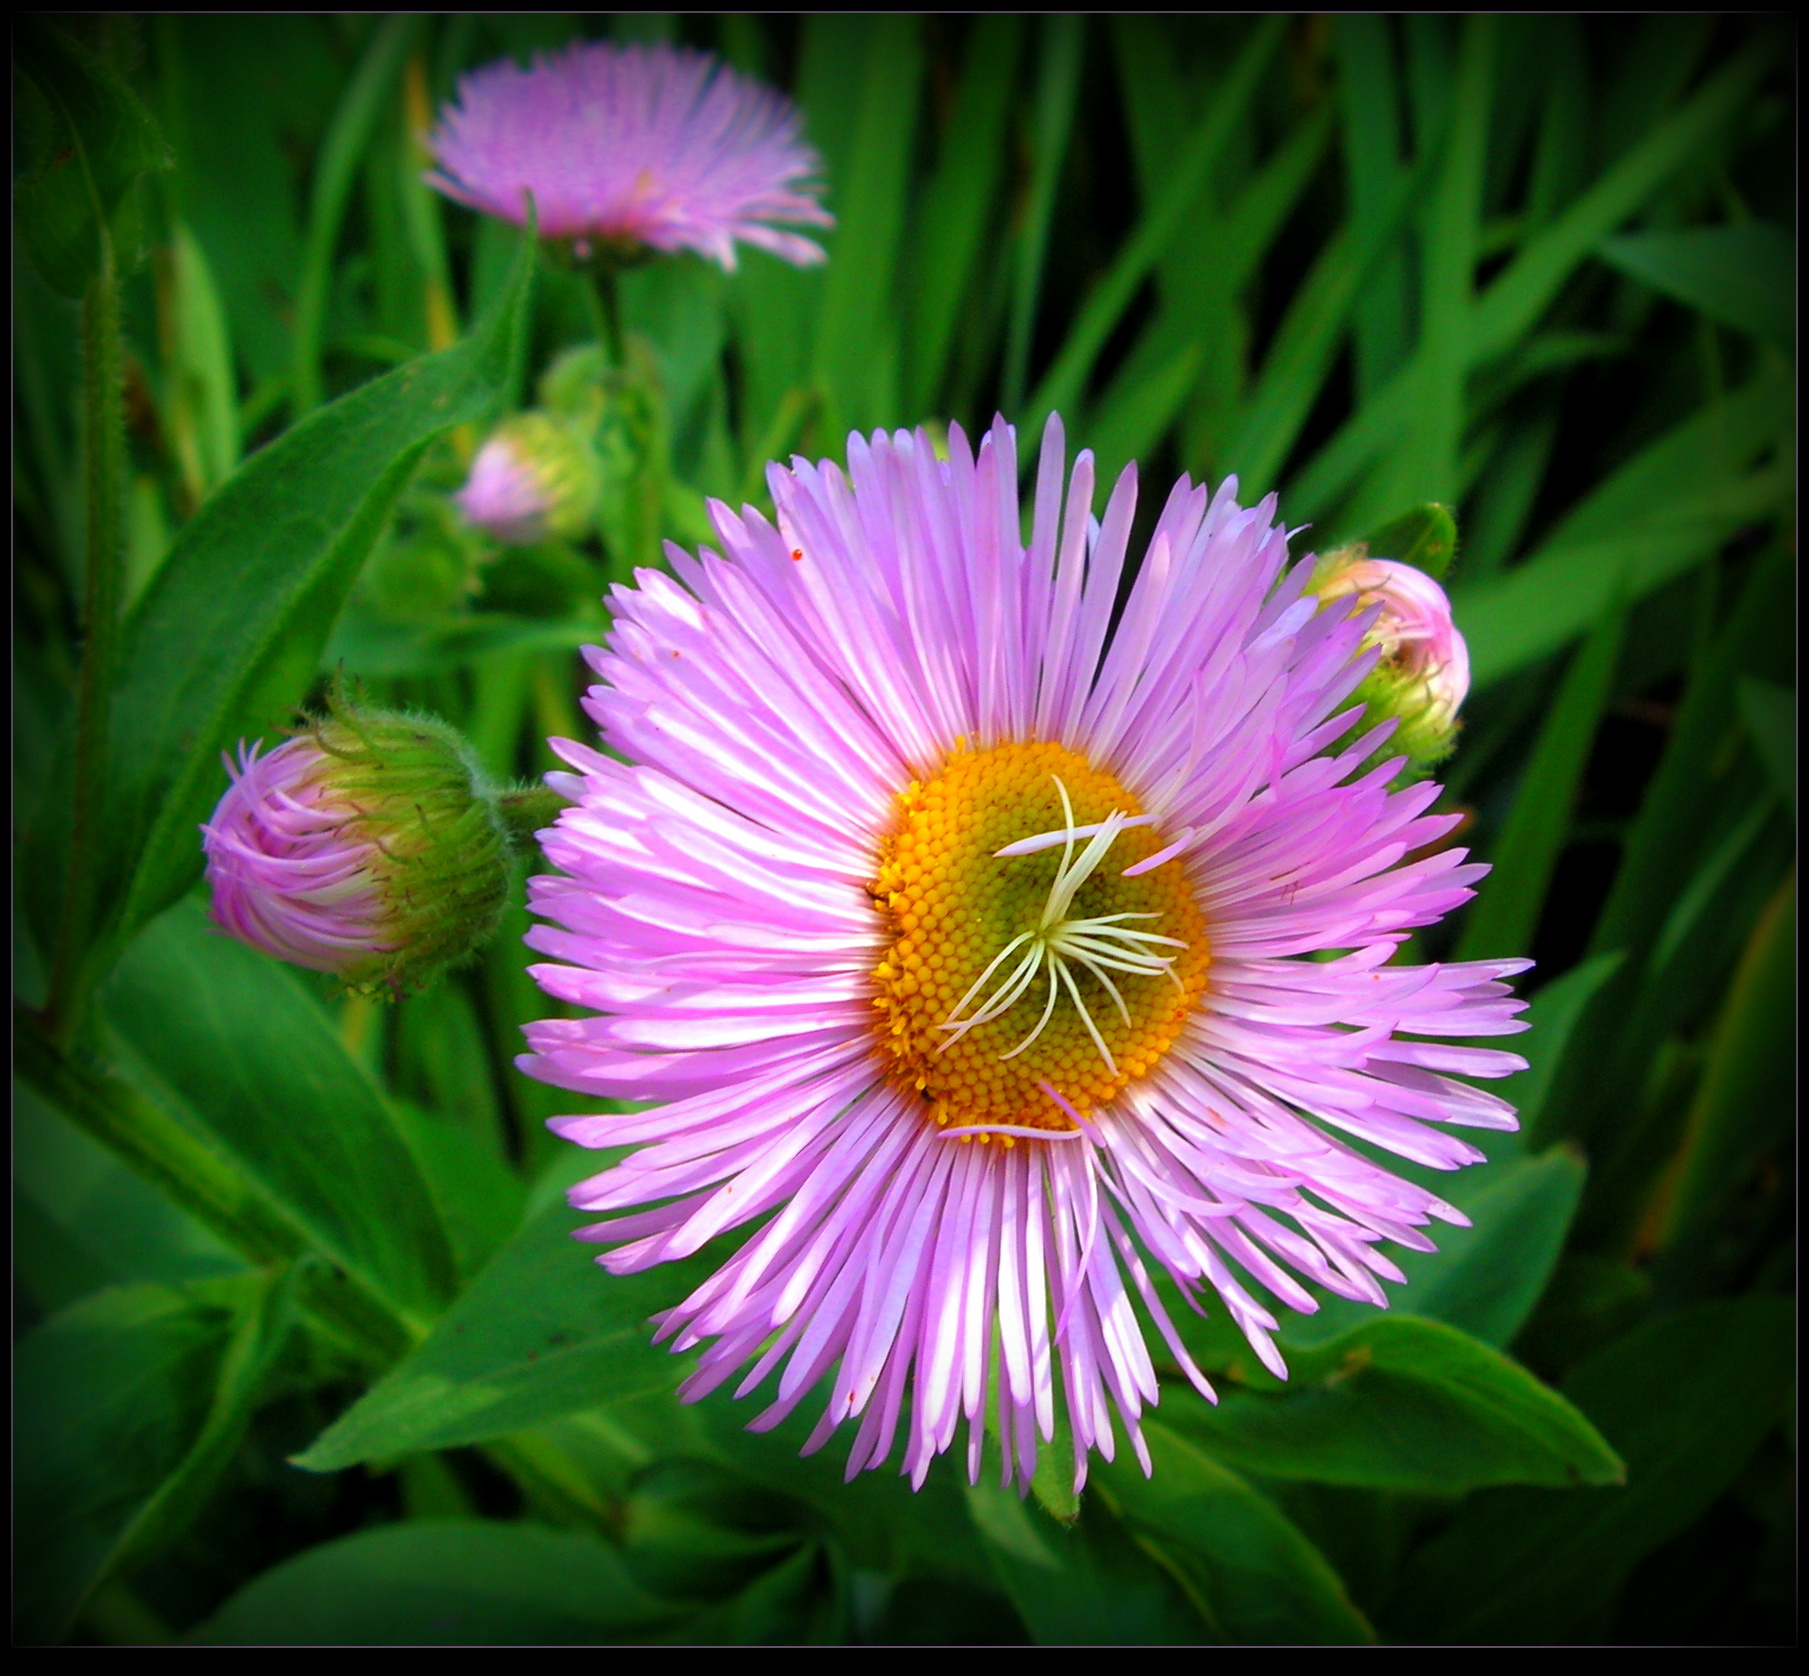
<box><xmin>427</xmin><ymin>40</ymin><xmax>831</xmax><ymax>269</ymax></box>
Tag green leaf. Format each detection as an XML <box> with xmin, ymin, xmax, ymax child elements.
<box><xmin>1288</xmin><ymin>33</ymin><xmax>1781</xmax><ymax>523</ymax></box>
<box><xmin>1162</xmin><ymin>1315</ymin><xmax>1623</xmax><ymax>1495</ymax></box>
<box><xmin>687</xmin><ymin>1386</ymin><xmax>991</xmax><ymax>1581</ymax></box>
<box><xmin>1456</xmin><ymin>603</ymin><xmax>1625</xmax><ymax>959</ymax></box>
<box><xmin>967</xmin><ymin>1480</ymin><xmax>1209</xmax><ymax>1645</ymax></box>
<box><xmin>14</xmin><ymin>17</ymin><xmax>171</xmax><ymax>297</ymax></box>
<box><xmin>24</xmin><ymin>215</ymin><xmax>537</xmax><ymax>987</ymax></box>
<box><xmin>14</xmin><ymin>1077</ymin><xmax>241</xmax><ymax>1300</ymax></box>
<box><xmin>1361</xmin><ymin>503</ymin><xmax>1459</xmax><ymax>580</ymax></box>
<box><xmin>295</xmin><ymin>1199</ymin><xmax>713</xmax><ymax>1470</ymax></box>
<box><xmin>389</xmin><ymin>1098</ymin><xmax>526</xmax><ymax>1283</ymax></box>
<box><xmin>1599</xmin><ymin>223</ymin><xmax>1793</xmax><ymax>349</ymax></box>
<box><xmin>804</xmin><ymin>13</ymin><xmax>925</xmax><ymax>435</ymax></box>
<box><xmin>187</xmin><ymin>1520</ymin><xmax>681</xmax><ymax>1645</ymax></box>
<box><xmin>291</xmin><ymin>16</ymin><xmax>421</xmax><ymax>417</ymax></box>
<box><xmin>1385</xmin><ymin>1297</ymin><xmax>1793</xmax><ymax>1642</ymax></box>
<box><xmin>1285</xmin><ymin>1148</ymin><xmax>1586</xmax><ymax>1352</ymax></box>
<box><xmin>14</xmin><ymin>1276</ymin><xmax>281</xmax><ymax>1644</ymax></box>
<box><xmin>1737</xmin><ymin>677</ymin><xmax>1795</xmax><ymax>822</ymax></box>
<box><xmin>102</xmin><ymin>900</ymin><xmax>458</xmax><ymax>1329</ymax></box>
<box><xmin>162</xmin><ymin>221</ymin><xmax>241</xmax><ymax>504</ymax></box>
<box><xmin>1095</xmin><ymin>1423</ymin><xmax>1376</xmax><ymax>1644</ymax></box>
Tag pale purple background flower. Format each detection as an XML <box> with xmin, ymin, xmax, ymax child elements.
<box><xmin>202</xmin><ymin>739</ymin><xmax>393</xmax><ymax>973</ymax></box>
<box><xmin>521</xmin><ymin>416</ymin><xmax>1528</xmax><ymax>1492</ymax></box>
<box><xmin>1318</xmin><ymin>556</ymin><xmax>1471</xmax><ymax>731</ymax></box>
<box><xmin>456</xmin><ymin>431</ymin><xmax>550</xmax><ymax>546</ymax></box>
<box><xmin>428</xmin><ymin>41</ymin><xmax>832</xmax><ymax>269</ymax></box>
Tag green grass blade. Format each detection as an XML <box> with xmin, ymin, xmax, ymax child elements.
<box><xmin>1456</xmin><ymin>603</ymin><xmax>1625</xmax><ymax>961</ymax></box>
<box><xmin>810</xmin><ymin>15</ymin><xmax>923</xmax><ymax>439</ymax></box>
<box><xmin>290</xmin><ymin>15</ymin><xmax>418</xmax><ymax>417</ymax></box>
<box><xmin>1382</xmin><ymin>15</ymin><xmax>1495</xmax><ymax>510</ymax></box>
<box><xmin>905</xmin><ymin>15</ymin><xmax>1023</xmax><ymax>419</ymax></box>
<box><xmin>1024</xmin><ymin>16</ymin><xmax>1284</xmax><ymax>438</ymax></box>
<box><xmin>1471</xmin><ymin>31</ymin><xmax>1779</xmax><ymax>362</ymax></box>
<box><xmin>1587</xmin><ymin>546</ymin><xmax>1793</xmax><ymax>964</ymax></box>
<box><xmin>1598</xmin><ymin>224</ymin><xmax>1794</xmax><ymax>350</ymax></box>
<box><xmin>1335</xmin><ymin>15</ymin><xmax>1412</xmax><ymax>399</ymax></box>
<box><xmin>1001</xmin><ymin>15</ymin><xmax>1085</xmax><ymax>417</ymax></box>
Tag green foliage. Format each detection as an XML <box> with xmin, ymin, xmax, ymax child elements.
<box><xmin>12</xmin><ymin>14</ymin><xmax>1793</xmax><ymax>1648</ymax></box>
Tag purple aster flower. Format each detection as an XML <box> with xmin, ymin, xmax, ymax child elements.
<box><xmin>202</xmin><ymin>710</ymin><xmax>511</xmax><ymax>995</ymax></box>
<box><xmin>427</xmin><ymin>41</ymin><xmax>832</xmax><ymax>270</ymax></box>
<box><xmin>520</xmin><ymin>416</ymin><xmax>1529</xmax><ymax>1492</ymax></box>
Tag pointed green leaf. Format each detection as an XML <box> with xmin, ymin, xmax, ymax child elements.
<box><xmin>967</xmin><ymin>1480</ymin><xmax>1210</xmax><ymax>1645</ymax></box>
<box><xmin>1599</xmin><ymin>223</ymin><xmax>1793</xmax><ymax>349</ymax></box>
<box><xmin>102</xmin><ymin>900</ymin><xmax>458</xmax><ymax>1328</ymax></box>
<box><xmin>295</xmin><ymin>1200</ymin><xmax>714</xmax><ymax>1470</ymax></box>
<box><xmin>23</xmin><ymin>217</ymin><xmax>537</xmax><ymax>983</ymax></box>
<box><xmin>1163</xmin><ymin>1315</ymin><xmax>1623</xmax><ymax>1494</ymax></box>
<box><xmin>14</xmin><ymin>17</ymin><xmax>171</xmax><ymax>297</ymax></box>
<box><xmin>188</xmin><ymin>1521</ymin><xmax>681</xmax><ymax>1645</ymax></box>
<box><xmin>1096</xmin><ymin>1424</ymin><xmax>1375</xmax><ymax>1644</ymax></box>
<box><xmin>1386</xmin><ymin>1297</ymin><xmax>1793</xmax><ymax>1642</ymax></box>
<box><xmin>14</xmin><ymin>1277</ymin><xmax>268</xmax><ymax>1644</ymax></box>
<box><xmin>1737</xmin><ymin>677</ymin><xmax>1795</xmax><ymax>821</ymax></box>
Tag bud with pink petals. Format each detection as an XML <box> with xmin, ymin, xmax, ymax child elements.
<box><xmin>1313</xmin><ymin>545</ymin><xmax>1471</xmax><ymax>771</ymax></box>
<box><xmin>201</xmin><ymin>704</ymin><xmax>530</xmax><ymax>996</ymax></box>
<box><xmin>454</xmin><ymin>411</ymin><xmax>600</xmax><ymax>548</ymax></box>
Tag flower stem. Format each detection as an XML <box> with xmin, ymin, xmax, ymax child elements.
<box><xmin>582</xmin><ymin>260</ymin><xmax>624</xmax><ymax>365</ymax></box>
<box><xmin>497</xmin><ymin>784</ymin><xmax>565</xmax><ymax>849</ymax></box>
<box><xmin>46</xmin><ymin>240</ymin><xmax>126</xmax><ymax>1045</ymax></box>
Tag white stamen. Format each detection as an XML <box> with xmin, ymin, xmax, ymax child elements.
<box><xmin>937</xmin><ymin>774</ymin><xmax>1187</xmax><ymax>1076</ymax></box>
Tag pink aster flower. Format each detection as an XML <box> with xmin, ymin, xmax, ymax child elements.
<box><xmin>520</xmin><ymin>416</ymin><xmax>1529</xmax><ymax>1493</ymax></box>
<box><xmin>427</xmin><ymin>41</ymin><xmax>832</xmax><ymax>269</ymax></box>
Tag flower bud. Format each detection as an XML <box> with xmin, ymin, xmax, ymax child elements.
<box><xmin>1313</xmin><ymin>546</ymin><xmax>1470</xmax><ymax>770</ymax></box>
<box><xmin>201</xmin><ymin>706</ymin><xmax>512</xmax><ymax>996</ymax></box>
<box><xmin>455</xmin><ymin>411</ymin><xmax>600</xmax><ymax>547</ymax></box>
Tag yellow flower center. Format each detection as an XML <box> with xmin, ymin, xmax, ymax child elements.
<box><xmin>868</xmin><ymin>740</ymin><xmax>1210</xmax><ymax>1139</ymax></box>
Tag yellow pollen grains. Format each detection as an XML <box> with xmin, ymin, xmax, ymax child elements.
<box><xmin>867</xmin><ymin>740</ymin><xmax>1209</xmax><ymax>1138</ymax></box>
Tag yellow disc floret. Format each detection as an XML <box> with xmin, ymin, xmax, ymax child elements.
<box><xmin>868</xmin><ymin>740</ymin><xmax>1209</xmax><ymax>1137</ymax></box>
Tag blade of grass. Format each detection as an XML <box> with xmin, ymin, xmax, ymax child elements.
<box><xmin>1587</xmin><ymin>544</ymin><xmax>1793</xmax><ymax>964</ymax></box>
<box><xmin>1223</xmin><ymin>143</ymin><xmax>1429</xmax><ymax>495</ymax></box>
<box><xmin>905</xmin><ymin>15</ymin><xmax>1024</xmax><ymax>419</ymax></box>
<box><xmin>1024</xmin><ymin>15</ymin><xmax>1285</xmax><ymax>440</ymax></box>
<box><xmin>1288</xmin><ymin>32</ymin><xmax>1780</xmax><ymax>521</ymax></box>
<box><xmin>1456</xmin><ymin>602</ymin><xmax>1625</xmax><ymax>961</ymax></box>
<box><xmin>1335</xmin><ymin>15</ymin><xmax>1412</xmax><ymax>400</ymax></box>
<box><xmin>1002</xmin><ymin>14</ymin><xmax>1085</xmax><ymax>417</ymax></box>
<box><xmin>1366</xmin><ymin>15</ymin><xmax>1494</xmax><ymax>515</ymax></box>
<box><xmin>291</xmin><ymin>14</ymin><xmax>418</xmax><ymax>418</ymax></box>
<box><xmin>811</xmin><ymin>15</ymin><xmax>923</xmax><ymax>439</ymax></box>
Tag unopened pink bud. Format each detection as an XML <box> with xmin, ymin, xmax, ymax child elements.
<box><xmin>201</xmin><ymin>708</ymin><xmax>512</xmax><ymax>995</ymax></box>
<box><xmin>1316</xmin><ymin>553</ymin><xmax>1470</xmax><ymax>756</ymax></box>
